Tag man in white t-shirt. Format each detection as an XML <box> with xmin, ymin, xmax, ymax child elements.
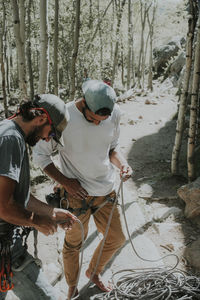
<box><xmin>33</xmin><ymin>80</ymin><xmax>133</xmax><ymax>299</ymax></box>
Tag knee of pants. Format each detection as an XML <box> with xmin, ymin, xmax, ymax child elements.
<box><xmin>109</xmin><ymin>231</ymin><xmax>126</xmax><ymax>248</ymax></box>
<box><xmin>62</xmin><ymin>238</ymin><xmax>82</xmax><ymax>254</ymax></box>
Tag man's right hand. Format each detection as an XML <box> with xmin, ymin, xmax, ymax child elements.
<box><xmin>31</xmin><ymin>213</ymin><xmax>57</xmax><ymax>236</ymax></box>
<box><xmin>63</xmin><ymin>178</ymin><xmax>88</xmax><ymax>200</ymax></box>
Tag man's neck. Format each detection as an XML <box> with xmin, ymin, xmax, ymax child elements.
<box><xmin>75</xmin><ymin>98</ymin><xmax>84</xmax><ymax>113</ymax></box>
<box><xmin>13</xmin><ymin>117</ymin><xmax>33</xmax><ymax>137</ymax></box>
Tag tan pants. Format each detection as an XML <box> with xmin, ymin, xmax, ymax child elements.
<box><xmin>62</xmin><ymin>192</ymin><xmax>126</xmax><ymax>287</ymax></box>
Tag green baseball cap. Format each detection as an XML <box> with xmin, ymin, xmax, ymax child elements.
<box><xmin>82</xmin><ymin>80</ymin><xmax>116</xmax><ymax>114</ymax></box>
<box><xmin>33</xmin><ymin>94</ymin><xmax>68</xmax><ymax>144</ymax></box>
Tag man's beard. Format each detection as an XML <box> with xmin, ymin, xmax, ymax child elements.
<box><xmin>82</xmin><ymin>107</ymin><xmax>93</xmax><ymax>123</ymax></box>
<box><xmin>25</xmin><ymin>124</ymin><xmax>45</xmax><ymax>146</ymax></box>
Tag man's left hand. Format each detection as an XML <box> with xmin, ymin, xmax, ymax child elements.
<box><xmin>52</xmin><ymin>208</ymin><xmax>77</xmax><ymax>231</ymax></box>
<box><xmin>120</xmin><ymin>165</ymin><xmax>133</xmax><ymax>181</ymax></box>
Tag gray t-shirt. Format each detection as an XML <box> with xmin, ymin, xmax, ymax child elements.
<box><xmin>0</xmin><ymin>119</ymin><xmax>30</xmax><ymax>232</ymax></box>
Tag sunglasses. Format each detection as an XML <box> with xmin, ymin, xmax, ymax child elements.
<box><xmin>48</xmin><ymin>125</ymin><xmax>56</xmax><ymax>138</ymax></box>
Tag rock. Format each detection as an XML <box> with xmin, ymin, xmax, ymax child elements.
<box><xmin>153</xmin><ymin>41</ymin><xmax>180</xmax><ymax>78</ymax></box>
<box><xmin>185</xmin><ymin>238</ymin><xmax>200</xmax><ymax>270</ymax></box>
<box><xmin>138</xmin><ymin>183</ymin><xmax>153</xmax><ymax>198</ymax></box>
<box><xmin>153</xmin><ymin>207</ymin><xmax>183</xmax><ymax>221</ymax></box>
<box><xmin>177</xmin><ymin>177</ymin><xmax>200</xmax><ymax>218</ymax></box>
<box><xmin>145</xmin><ymin>99</ymin><xmax>151</xmax><ymax>104</ymax></box>
<box><xmin>128</xmin><ymin>119</ymin><xmax>135</xmax><ymax>125</ymax></box>
<box><xmin>117</xmin><ymin>89</ymin><xmax>135</xmax><ymax>102</ymax></box>
<box><xmin>163</xmin><ymin>52</ymin><xmax>185</xmax><ymax>87</ymax></box>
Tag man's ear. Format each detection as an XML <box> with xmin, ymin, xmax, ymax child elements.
<box><xmin>35</xmin><ymin>113</ymin><xmax>48</xmax><ymax>125</ymax></box>
<box><xmin>82</xmin><ymin>98</ymin><xmax>86</xmax><ymax>107</ymax></box>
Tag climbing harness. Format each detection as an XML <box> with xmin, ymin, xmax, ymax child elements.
<box><xmin>46</xmin><ymin>188</ymin><xmax>116</xmax><ymax>217</ymax></box>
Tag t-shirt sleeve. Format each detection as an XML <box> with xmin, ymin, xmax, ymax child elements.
<box><xmin>32</xmin><ymin>138</ymin><xmax>58</xmax><ymax>170</ymax></box>
<box><xmin>0</xmin><ymin>136</ymin><xmax>24</xmax><ymax>183</ymax></box>
<box><xmin>110</xmin><ymin>105</ymin><xmax>121</xmax><ymax>150</ymax></box>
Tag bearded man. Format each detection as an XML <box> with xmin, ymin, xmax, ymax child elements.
<box><xmin>0</xmin><ymin>94</ymin><xmax>76</xmax><ymax>300</ymax></box>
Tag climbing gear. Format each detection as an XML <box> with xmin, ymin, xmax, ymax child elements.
<box><xmin>0</xmin><ymin>231</ymin><xmax>14</xmax><ymax>292</ymax></box>
<box><xmin>0</xmin><ymin>225</ymin><xmax>41</xmax><ymax>292</ymax></box>
<box><xmin>46</xmin><ymin>187</ymin><xmax>117</xmax><ymax>217</ymax></box>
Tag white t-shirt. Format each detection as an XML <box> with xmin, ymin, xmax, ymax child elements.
<box><xmin>33</xmin><ymin>101</ymin><xmax>121</xmax><ymax>196</ymax></box>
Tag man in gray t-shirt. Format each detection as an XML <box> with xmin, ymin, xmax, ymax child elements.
<box><xmin>0</xmin><ymin>94</ymin><xmax>76</xmax><ymax>300</ymax></box>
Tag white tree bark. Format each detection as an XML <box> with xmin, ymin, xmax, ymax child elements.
<box><xmin>53</xmin><ymin>0</ymin><xmax>59</xmax><ymax>95</ymax></box>
<box><xmin>70</xmin><ymin>0</ymin><xmax>81</xmax><ymax>100</ymax></box>
<box><xmin>147</xmin><ymin>1</ymin><xmax>157</xmax><ymax>91</ymax></box>
<box><xmin>171</xmin><ymin>0</ymin><xmax>196</xmax><ymax>175</ymax></box>
<box><xmin>127</xmin><ymin>0</ymin><xmax>133</xmax><ymax>90</ymax></box>
<box><xmin>187</xmin><ymin>13</ymin><xmax>200</xmax><ymax>181</ymax></box>
<box><xmin>111</xmin><ymin>0</ymin><xmax>126</xmax><ymax>86</ymax></box>
<box><xmin>26</xmin><ymin>0</ymin><xmax>34</xmax><ymax>100</ymax></box>
<box><xmin>38</xmin><ymin>0</ymin><xmax>49</xmax><ymax>94</ymax></box>
<box><xmin>11</xmin><ymin>0</ymin><xmax>27</xmax><ymax>100</ymax></box>
<box><xmin>0</xmin><ymin>0</ymin><xmax>8</xmax><ymax>117</ymax></box>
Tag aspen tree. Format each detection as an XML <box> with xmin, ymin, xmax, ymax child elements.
<box><xmin>53</xmin><ymin>0</ymin><xmax>59</xmax><ymax>95</ymax></box>
<box><xmin>0</xmin><ymin>0</ymin><xmax>8</xmax><ymax>117</ymax></box>
<box><xmin>171</xmin><ymin>0</ymin><xmax>197</xmax><ymax>175</ymax></box>
<box><xmin>111</xmin><ymin>0</ymin><xmax>126</xmax><ymax>86</ymax></box>
<box><xmin>127</xmin><ymin>0</ymin><xmax>133</xmax><ymax>90</ymax></box>
<box><xmin>86</xmin><ymin>0</ymin><xmax>113</xmax><ymax>52</ymax></box>
<box><xmin>147</xmin><ymin>1</ymin><xmax>157</xmax><ymax>91</ymax></box>
<box><xmin>11</xmin><ymin>0</ymin><xmax>27</xmax><ymax>100</ymax></box>
<box><xmin>137</xmin><ymin>0</ymin><xmax>151</xmax><ymax>90</ymax></box>
<box><xmin>26</xmin><ymin>0</ymin><xmax>34</xmax><ymax>100</ymax></box>
<box><xmin>70</xmin><ymin>0</ymin><xmax>80</xmax><ymax>100</ymax></box>
<box><xmin>38</xmin><ymin>0</ymin><xmax>49</xmax><ymax>94</ymax></box>
<box><xmin>187</xmin><ymin>12</ymin><xmax>200</xmax><ymax>181</ymax></box>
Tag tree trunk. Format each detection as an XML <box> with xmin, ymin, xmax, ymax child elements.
<box><xmin>137</xmin><ymin>1</ymin><xmax>150</xmax><ymax>89</ymax></box>
<box><xmin>38</xmin><ymin>0</ymin><xmax>49</xmax><ymax>94</ymax></box>
<box><xmin>97</xmin><ymin>0</ymin><xmax>103</xmax><ymax>71</ymax></box>
<box><xmin>0</xmin><ymin>0</ymin><xmax>8</xmax><ymax>117</ymax></box>
<box><xmin>53</xmin><ymin>0</ymin><xmax>59</xmax><ymax>95</ymax></box>
<box><xmin>110</xmin><ymin>1</ymin><xmax>115</xmax><ymax>61</ymax></box>
<box><xmin>26</xmin><ymin>0</ymin><xmax>34</xmax><ymax>100</ymax></box>
<box><xmin>127</xmin><ymin>0</ymin><xmax>133</xmax><ymax>90</ymax></box>
<box><xmin>187</xmin><ymin>13</ymin><xmax>200</xmax><ymax>181</ymax></box>
<box><xmin>86</xmin><ymin>0</ymin><xmax>113</xmax><ymax>52</ymax></box>
<box><xmin>111</xmin><ymin>0</ymin><xmax>126</xmax><ymax>86</ymax></box>
<box><xmin>70</xmin><ymin>0</ymin><xmax>81</xmax><ymax>100</ymax></box>
<box><xmin>147</xmin><ymin>2</ymin><xmax>157</xmax><ymax>91</ymax></box>
<box><xmin>11</xmin><ymin>0</ymin><xmax>27</xmax><ymax>100</ymax></box>
<box><xmin>171</xmin><ymin>0</ymin><xmax>196</xmax><ymax>175</ymax></box>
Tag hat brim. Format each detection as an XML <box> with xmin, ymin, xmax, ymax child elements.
<box><xmin>53</xmin><ymin>129</ymin><xmax>63</xmax><ymax>146</ymax></box>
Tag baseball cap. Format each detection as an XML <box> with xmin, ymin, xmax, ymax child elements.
<box><xmin>33</xmin><ymin>94</ymin><xmax>68</xmax><ymax>144</ymax></box>
<box><xmin>82</xmin><ymin>80</ymin><xmax>116</xmax><ymax>114</ymax></box>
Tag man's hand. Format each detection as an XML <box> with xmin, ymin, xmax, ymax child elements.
<box><xmin>120</xmin><ymin>165</ymin><xmax>133</xmax><ymax>181</ymax></box>
<box><xmin>52</xmin><ymin>208</ymin><xmax>77</xmax><ymax>231</ymax></box>
<box><xmin>31</xmin><ymin>214</ymin><xmax>58</xmax><ymax>236</ymax></box>
<box><xmin>63</xmin><ymin>178</ymin><xmax>88</xmax><ymax>200</ymax></box>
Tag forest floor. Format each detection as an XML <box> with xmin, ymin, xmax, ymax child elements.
<box><xmin>6</xmin><ymin>78</ymin><xmax>200</xmax><ymax>300</ymax></box>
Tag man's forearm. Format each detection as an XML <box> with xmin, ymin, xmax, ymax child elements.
<box><xmin>44</xmin><ymin>162</ymin><xmax>70</xmax><ymax>186</ymax></box>
<box><xmin>27</xmin><ymin>194</ymin><xmax>53</xmax><ymax>217</ymax></box>
<box><xmin>0</xmin><ymin>198</ymin><xmax>33</xmax><ymax>227</ymax></box>
<box><xmin>109</xmin><ymin>149</ymin><xmax>128</xmax><ymax>169</ymax></box>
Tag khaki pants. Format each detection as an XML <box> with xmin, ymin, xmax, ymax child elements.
<box><xmin>62</xmin><ymin>192</ymin><xmax>126</xmax><ymax>287</ymax></box>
